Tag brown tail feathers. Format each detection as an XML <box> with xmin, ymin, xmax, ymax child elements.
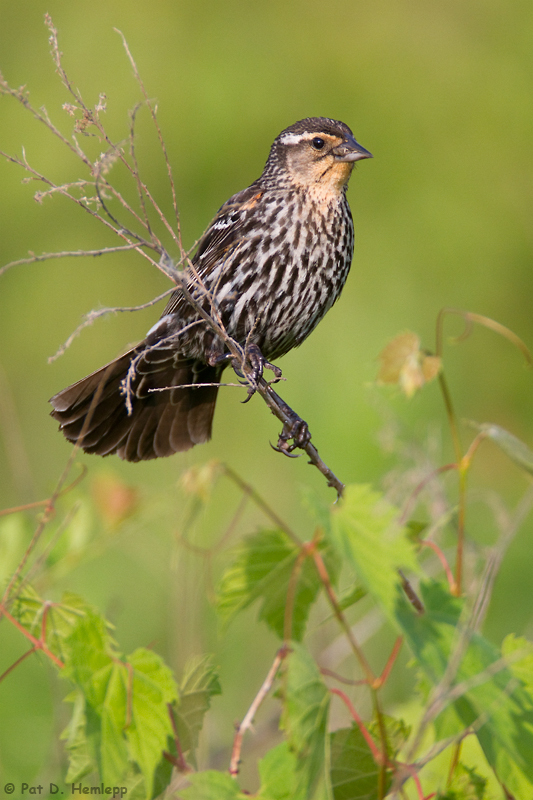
<box><xmin>49</xmin><ymin>349</ymin><xmax>221</xmax><ymax>462</ymax></box>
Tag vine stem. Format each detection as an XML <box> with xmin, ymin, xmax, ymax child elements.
<box><xmin>330</xmin><ymin>688</ymin><xmax>385</xmax><ymax>764</ymax></box>
<box><xmin>229</xmin><ymin>646</ymin><xmax>289</xmax><ymax>776</ymax></box>
<box><xmin>312</xmin><ymin>550</ymin><xmax>374</xmax><ymax>684</ymax></box>
<box><xmin>0</xmin><ymin>602</ymin><xmax>64</xmax><ymax>669</ymax></box>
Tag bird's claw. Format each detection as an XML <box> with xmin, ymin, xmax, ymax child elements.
<box><xmin>272</xmin><ymin>416</ymin><xmax>311</xmax><ymax>456</ymax></box>
<box><xmin>211</xmin><ymin>345</ymin><xmax>281</xmax><ymax>403</ymax></box>
<box><xmin>246</xmin><ymin>344</ymin><xmax>282</xmax><ymax>384</ymax></box>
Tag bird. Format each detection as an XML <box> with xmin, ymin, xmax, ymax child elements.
<box><xmin>49</xmin><ymin>117</ymin><xmax>372</xmax><ymax>461</ymax></box>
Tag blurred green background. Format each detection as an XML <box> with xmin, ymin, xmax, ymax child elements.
<box><xmin>1</xmin><ymin>0</ymin><xmax>532</xmax><ymax>790</ymax></box>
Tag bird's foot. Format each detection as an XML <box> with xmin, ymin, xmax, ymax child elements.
<box><xmin>272</xmin><ymin>414</ymin><xmax>311</xmax><ymax>457</ymax></box>
<box><xmin>241</xmin><ymin>344</ymin><xmax>282</xmax><ymax>402</ymax></box>
<box><xmin>208</xmin><ymin>344</ymin><xmax>282</xmax><ymax>402</ymax></box>
<box><xmin>246</xmin><ymin>344</ymin><xmax>282</xmax><ymax>382</ymax></box>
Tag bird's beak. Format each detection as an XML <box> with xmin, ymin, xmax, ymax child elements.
<box><xmin>332</xmin><ymin>136</ymin><xmax>373</xmax><ymax>162</ymax></box>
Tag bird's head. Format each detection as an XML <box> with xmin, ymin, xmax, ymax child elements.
<box><xmin>265</xmin><ymin>117</ymin><xmax>372</xmax><ymax>193</ymax></box>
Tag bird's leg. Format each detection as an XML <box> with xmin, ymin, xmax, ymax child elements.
<box><xmin>274</xmin><ymin>416</ymin><xmax>312</xmax><ymax>456</ymax></box>
<box><xmin>238</xmin><ymin>344</ymin><xmax>282</xmax><ymax>403</ymax></box>
<box><xmin>265</xmin><ymin>387</ymin><xmax>311</xmax><ymax>455</ymax></box>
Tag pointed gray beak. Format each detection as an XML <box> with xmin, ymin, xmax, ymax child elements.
<box><xmin>332</xmin><ymin>136</ymin><xmax>373</xmax><ymax>163</ymax></box>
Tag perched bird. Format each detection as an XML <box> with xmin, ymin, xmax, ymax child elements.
<box><xmin>50</xmin><ymin>117</ymin><xmax>372</xmax><ymax>461</ymax></box>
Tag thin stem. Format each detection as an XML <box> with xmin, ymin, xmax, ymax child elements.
<box><xmin>455</xmin><ymin>468</ymin><xmax>467</xmax><ymax>596</ymax></box>
<box><xmin>229</xmin><ymin>646</ymin><xmax>289</xmax><ymax>776</ymax></box>
<box><xmin>0</xmin><ymin>244</ymin><xmax>143</xmax><ymax>279</ymax></box>
<box><xmin>283</xmin><ymin>547</ymin><xmax>308</xmax><ymax>643</ymax></box>
<box><xmin>0</xmin><ymin>647</ymin><xmax>35</xmax><ymax>684</ymax></box>
<box><xmin>438</xmin><ymin>373</ymin><xmax>463</xmax><ymax>467</ymax></box>
<box><xmin>446</xmin><ymin>741</ymin><xmax>461</xmax><ymax>787</ymax></box>
<box><xmin>420</xmin><ymin>540</ymin><xmax>456</xmax><ymax>594</ymax></box>
<box><xmin>375</xmin><ymin>637</ymin><xmax>403</xmax><ymax>689</ymax></box>
<box><xmin>330</xmin><ymin>688</ymin><xmax>385</xmax><ymax>764</ymax></box>
<box><xmin>0</xmin><ymin>603</ymin><xmax>64</xmax><ymax>669</ymax></box>
<box><xmin>312</xmin><ymin>550</ymin><xmax>375</xmax><ymax>684</ymax></box>
<box><xmin>222</xmin><ymin>464</ymin><xmax>298</xmax><ymax>543</ymax></box>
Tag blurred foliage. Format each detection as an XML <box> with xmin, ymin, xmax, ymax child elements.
<box><xmin>0</xmin><ymin>0</ymin><xmax>532</xmax><ymax>795</ymax></box>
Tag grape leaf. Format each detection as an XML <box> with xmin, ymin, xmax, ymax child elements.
<box><xmin>396</xmin><ymin>581</ymin><xmax>533</xmax><ymax>795</ymax></box>
<box><xmin>257</xmin><ymin>741</ymin><xmax>306</xmax><ymax>800</ymax></box>
<box><xmin>125</xmin><ymin>647</ymin><xmax>179</xmax><ymax>797</ymax></box>
<box><xmin>329</xmin><ymin>484</ymin><xmax>418</xmax><ymax>619</ymax></box>
<box><xmin>280</xmin><ymin>642</ymin><xmax>330</xmax><ymax>798</ymax></box>
<box><xmin>217</xmin><ymin>529</ymin><xmax>325</xmax><ymax>640</ymax></box>
<box><xmin>173</xmin><ymin>654</ymin><xmax>221</xmax><ymax>766</ymax></box>
<box><xmin>180</xmin><ymin>770</ymin><xmax>246</xmax><ymax>800</ymax></box>
<box><xmin>436</xmin><ymin>762</ymin><xmax>488</xmax><ymax>799</ymax></box>
<box><xmin>330</xmin><ymin>725</ymin><xmax>390</xmax><ymax>800</ymax></box>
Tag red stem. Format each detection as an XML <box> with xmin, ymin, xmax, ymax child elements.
<box><xmin>330</xmin><ymin>688</ymin><xmax>385</xmax><ymax>765</ymax></box>
<box><xmin>420</xmin><ymin>540</ymin><xmax>456</xmax><ymax>594</ymax></box>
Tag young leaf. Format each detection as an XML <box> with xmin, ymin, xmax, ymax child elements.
<box><xmin>280</xmin><ymin>642</ymin><xmax>330</xmax><ymax>798</ymax></box>
<box><xmin>257</xmin><ymin>741</ymin><xmax>306</xmax><ymax>800</ymax></box>
<box><xmin>217</xmin><ymin>529</ymin><xmax>324</xmax><ymax>641</ymax></box>
<box><xmin>436</xmin><ymin>762</ymin><xmax>488</xmax><ymax>799</ymax></box>
<box><xmin>179</xmin><ymin>770</ymin><xmax>246</xmax><ymax>800</ymax></box>
<box><xmin>125</xmin><ymin>647</ymin><xmax>179</xmax><ymax>798</ymax></box>
<box><xmin>396</xmin><ymin>581</ymin><xmax>533</xmax><ymax>796</ymax></box>
<box><xmin>99</xmin><ymin>663</ymin><xmax>130</xmax><ymax>785</ymax></box>
<box><xmin>501</xmin><ymin>633</ymin><xmax>533</xmax><ymax>692</ymax></box>
<box><xmin>62</xmin><ymin>607</ymin><xmax>116</xmax><ymax>701</ymax></box>
<box><xmin>173</xmin><ymin>654</ymin><xmax>221</xmax><ymax>767</ymax></box>
<box><xmin>60</xmin><ymin>690</ymin><xmax>98</xmax><ymax>782</ymax></box>
<box><xmin>377</xmin><ymin>331</ymin><xmax>441</xmax><ymax>397</ymax></box>
<box><xmin>329</xmin><ymin>484</ymin><xmax>418</xmax><ymax>620</ymax></box>
<box><xmin>63</xmin><ymin>607</ymin><xmax>178</xmax><ymax>796</ymax></box>
<box><xmin>330</xmin><ymin>725</ymin><xmax>391</xmax><ymax>800</ymax></box>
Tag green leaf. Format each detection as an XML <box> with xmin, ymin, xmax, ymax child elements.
<box><xmin>330</xmin><ymin>484</ymin><xmax>418</xmax><ymax>619</ymax></box>
<box><xmin>10</xmin><ymin>588</ymin><xmax>108</xmax><ymax>665</ymax></box>
<box><xmin>100</xmin><ymin>663</ymin><xmax>129</xmax><ymax>785</ymax></box>
<box><xmin>502</xmin><ymin>634</ymin><xmax>533</xmax><ymax>691</ymax></box>
<box><xmin>396</xmin><ymin>580</ymin><xmax>533</xmax><ymax>796</ymax></box>
<box><xmin>280</xmin><ymin>642</ymin><xmax>330</xmax><ymax>797</ymax></box>
<box><xmin>258</xmin><ymin>742</ymin><xmax>306</xmax><ymax>800</ymax></box>
<box><xmin>436</xmin><ymin>761</ymin><xmax>488</xmax><ymax>799</ymax></box>
<box><xmin>217</xmin><ymin>529</ymin><xmax>324</xmax><ymax>641</ymax></box>
<box><xmin>180</xmin><ymin>770</ymin><xmax>245</xmax><ymax>800</ymax></box>
<box><xmin>125</xmin><ymin>648</ymin><xmax>179</xmax><ymax>798</ymax></box>
<box><xmin>60</xmin><ymin>690</ymin><xmax>98</xmax><ymax>782</ymax></box>
<box><xmin>62</xmin><ymin>607</ymin><xmax>116</xmax><ymax>704</ymax></box>
<box><xmin>367</xmin><ymin>715</ymin><xmax>410</xmax><ymax>760</ymax></box>
<box><xmin>62</xmin><ymin>609</ymin><xmax>178</xmax><ymax>798</ymax></box>
<box><xmin>174</xmin><ymin>655</ymin><xmax>221</xmax><ymax>767</ymax></box>
<box><xmin>299</xmin><ymin>484</ymin><xmax>333</xmax><ymax>534</ymax></box>
<box><xmin>330</xmin><ymin>725</ymin><xmax>391</xmax><ymax>800</ymax></box>
<box><xmin>474</xmin><ymin>423</ymin><xmax>533</xmax><ymax>476</ymax></box>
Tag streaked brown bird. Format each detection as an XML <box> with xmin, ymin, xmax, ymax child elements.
<box><xmin>50</xmin><ymin>117</ymin><xmax>372</xmax><ymax>461</ymax></box>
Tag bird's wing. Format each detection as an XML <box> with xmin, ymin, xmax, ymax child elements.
<box><xmin>162</xmin><ymin>183</ymin><xmax>265</xmax><ymax>317</ymax></box>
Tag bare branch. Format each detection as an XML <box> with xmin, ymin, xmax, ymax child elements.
<box><xmin>0</xmin><ymin>245</ymin><xmax>141</xmax><ymax>279</ymax></box>
<box><xmin>115</xmin><ymin>28</ymin><xmax>183</xmax><ymax>254</ymax></box>
<box><xmin>229</xmin><ymin>645</ymin><xmax>289</xmax><ymax>776</ymax></box>
<box><xmin>48</xmin><ymin>288</ymin><xmax>177</xmax><ymax>362</ymax></box>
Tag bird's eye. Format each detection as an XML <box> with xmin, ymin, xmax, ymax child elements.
<box><xmin>311</xmin><ymin>137</ymin><xmax>325</xmax><ymax>150</ymax></box>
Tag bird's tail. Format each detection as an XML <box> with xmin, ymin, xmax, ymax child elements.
<box><xmin>49</xmin><ymin>348</ymin><xmax>221</xmax><ymax>461</ymax></box>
